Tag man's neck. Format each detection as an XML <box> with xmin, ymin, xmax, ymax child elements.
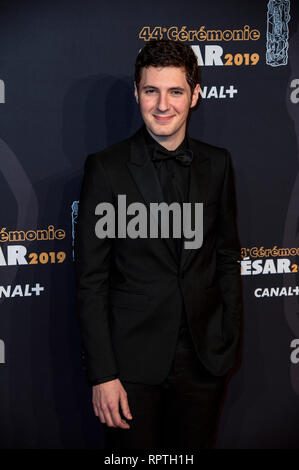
<box><xmin>145</xmin><ymin>126</ymin><xmax>186</xmax><ymax>151</ymax></box>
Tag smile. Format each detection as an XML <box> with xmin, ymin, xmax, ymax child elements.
<box><xmin>153</xmin><ymin>115</ymin><xmax>175</xmax><ymax>122</ymax></box>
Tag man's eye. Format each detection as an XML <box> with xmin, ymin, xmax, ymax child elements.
<box><xmin>145</xmin><ymin>89</ymin><xmax>156</xmax><ymax>94</ymax></box>
<box><xmin>171</xmin><ymin>90</ymin><xmax>183</xmax><ymax>95</ymax></box>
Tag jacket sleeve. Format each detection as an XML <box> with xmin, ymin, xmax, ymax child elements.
<box><xmin>216</xmin><ymin>149</ymin><xmax>243</xmax><ymax>341</ymax></box>
<box><xmin>74</xmin><ymin>153</ymin><xmax>118</xmax><ymax>386</ymax></box>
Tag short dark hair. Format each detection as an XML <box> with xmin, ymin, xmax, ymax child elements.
<box><xmin>135</xmin><ymin>40</ymin><xmax>200</xmax><ymax>95</ymax></box>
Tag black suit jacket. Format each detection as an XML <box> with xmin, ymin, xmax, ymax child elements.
<box><xmin>74</xmin><ymin>126</ymin><xmax>242</xmax><ymax>385</ymax></box>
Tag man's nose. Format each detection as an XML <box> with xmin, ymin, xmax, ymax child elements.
<box><xmin>157</xmin><ymin>92</ymin><xmax>169</xmax><ymax>112</ymax></box>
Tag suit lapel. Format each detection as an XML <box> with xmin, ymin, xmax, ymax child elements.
<box><xmin>126</xmin><ymin>127</ymin><xmax>178</xmax><ymax>261</ymax></box>
<box><xmin>180</xmin><ymin>138</ymin><xmax>210</xmax><ymax>271</ymax></box>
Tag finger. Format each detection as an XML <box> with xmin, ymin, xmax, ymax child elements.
<box><xmin>110</xmin><ymin>405</ymin><xmax>130</xmax><ymax>429</ymax></box>
<box><xmin>92</xmin><ymin>400</ymin><xmax>99</xmax><ymax>417</ymax></box>
<box><xmin>120</xmin><ymin>393</ymin><xmax>133</xmax><ymax>421</ymax></box>
<box><xmin>99</xmin><ymin>409</ymin><xmax>106</xmax><ymax>423</ymax></box>
<box><xmin>94</xmin><ymin>403</ymin><xmax>105</xmax><ymax>422</ymax></box>
<box><xmin>94</xmin><ymin>400</ymin><xmax>105</xmax><ymax>422</ymax></box>
<box><xmin>102</xmin><ymin>406</ymin><xmax>117</xmax><ymax>428</ymax></box>
<box><xmin>92</xmin><ymin>390</ymin><xmax>101</xmax><ymax>417</ymax></box>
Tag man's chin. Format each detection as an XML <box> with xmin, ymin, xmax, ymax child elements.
<box><xmin>147</xmin><ymin>124</ymin><xmax>175</xmax><ymax>138</ymax></box>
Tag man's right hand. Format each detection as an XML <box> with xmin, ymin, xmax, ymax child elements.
<box><xmin>92</xmin><ymin>379</ymin><xmax>133</xmax><ymax>429</ymax></box>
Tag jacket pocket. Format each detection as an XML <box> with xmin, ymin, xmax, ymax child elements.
<box><xmin>109</xmin><ymin>288</ymin><xmax>150</xmax><ymax>311</ymax></box>
<box><xmin>205</xmin><ymin>284</ymin><xmax>238</xmax><ymax>344</ymax></box>
<box><xmin>204</xmin><ymin>200</ymin><xmax>218</xmax><ymax>208</ymax></box>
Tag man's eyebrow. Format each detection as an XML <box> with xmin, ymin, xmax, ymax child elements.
<box><xmin>141</xmin><ymin>85</ymin><xmax>186</xmax><ymax>91</ymax></box>
<box><xmin>142</xmin><ymin>85</ymin><xmax>159</xmax><ymax>90</ymax></box>
<box><xmin>169</xmin><ymin>87</ymin><xmax>185</xmax><ymax>91</ymax></box>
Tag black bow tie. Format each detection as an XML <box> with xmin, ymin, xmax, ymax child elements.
<box><xmin>152</xmin><ymin>147</ymin><xmax>193</xmax><ymax>167</ymax></box>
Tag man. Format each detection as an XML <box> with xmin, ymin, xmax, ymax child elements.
<box><xmin>75</xmin><ymin>39</ymin><xmax>242</xmax><ymax>449</ymax></box>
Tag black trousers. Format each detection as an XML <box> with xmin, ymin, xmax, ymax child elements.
<box><xmin>104</xmin><ymin>326</ymin><xmax>228</xmax><ymax>450</ymax></box>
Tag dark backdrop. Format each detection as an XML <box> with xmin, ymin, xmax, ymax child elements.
<box><xmin>0</xmin><ymin>0</ymin><xmax>298</xmax><ymax>449</ymax></box>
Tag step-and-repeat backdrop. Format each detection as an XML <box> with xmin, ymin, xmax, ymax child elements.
<box><xmin>0</xmin><ymin>0</ymin><xmax>298</xmax><ymax>449</ymax></box>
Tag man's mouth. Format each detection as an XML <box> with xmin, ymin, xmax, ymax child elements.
<box><xmin>153</xmin><ymin>115</ymin><xmax>175</xmax><ymax>122</ymax></box>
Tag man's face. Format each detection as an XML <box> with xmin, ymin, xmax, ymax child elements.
<box><xmin>134</xmin><ymin>66</ymin><xmax>199</xmax><ymax>148</ymax></box>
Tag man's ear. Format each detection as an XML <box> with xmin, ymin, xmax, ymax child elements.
<box><xmin>134</xmin><ymin>82</ymin><xmax>139</xmax><ymax>104</ymax></box>
<box><xmin>190</xmin><ymin>84</ymin><xmax>200</xmax><ymax>108</ymax></box>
